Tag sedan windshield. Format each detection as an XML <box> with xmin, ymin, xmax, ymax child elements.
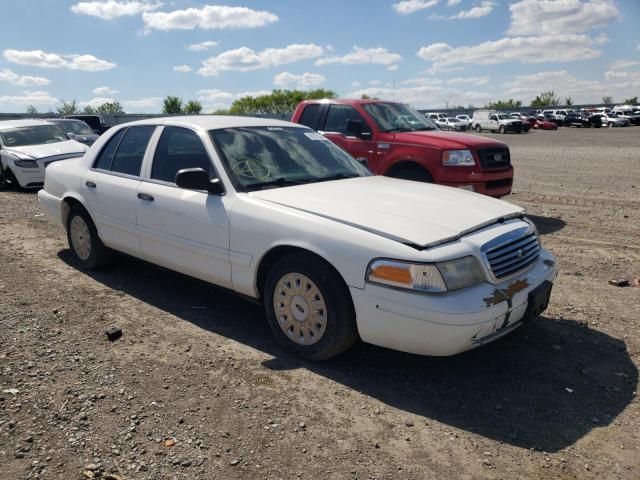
<box><xmin>363</xmin><ymin>102</ymin><xmax>437</xmax><ymax>132</ymax></box>
<box><xmin>0</xmin><ymin>125</ymin><xmax>68</xmax><ymax>147</ymax></box>
<box><xmin>54</xmin><ymin>120</ymin><xmax>94</xmax><ymax>135</ymax></box>
<box><xmin>210</xmin><ymin>126</ymin><xmax>370</xmax><ymax>191</ymax></box>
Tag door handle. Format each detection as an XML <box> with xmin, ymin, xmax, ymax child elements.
<box><xmin>85</xmin><ymin>181</ymin><xmax>96</xmax><ymax>188</ymax></box>
<box><xmin>137</xmin><ymin>193</ymin><xmax>154</xmax><ymax>202</ymax></box>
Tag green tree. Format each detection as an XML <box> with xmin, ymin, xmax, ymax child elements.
<box><xmin>183</xmin><ymin>100</ymin><xmax>203</xmax><ymax>114</ymax></box>
<box><xmin>162</xmin><ymin>95</ymin><xmax>183</xmax><ymax>114</ymax></box>
<box><xmin>212</xmin><ymin>108</ymin><xmax>231</xmax><ymax>115</ymax></box>
<box><xmin>564</xmin><ymin>97</ymin><xmax>574</xmax><ymax>106</ymax></box>
<box><xmin>530</xmin><ymin>90</ymin><xmax>561</xmax><ymax>108</ymax></box>
<box><xmin>227</xmin><ymin>89</ymin><xmax>337</xmax><ymax>115</ymax></box>
<box><xmin>56</xmin><ymin>100</ymin><xmax>79</xmax><ymax>116</ymax></box>
<box><xmin>95</xmin><ymin>101</ymin><xmax>125</xmax><ymax>114</ymax></box>
<box><xmin>486</xmin><ymin>99</ymin><xmax>522</xmax><ymax>109</ymax></box>
<box><xmin>602</xmin><ymin>95</ymin><xmax>613</xmax><ymax>105</ymax></box>
<box><xmin>25</xmin><ymin>105</ymin><xmax>38</xmax><ymax>115</ymax></box>
<box><xmin>622</xmin><ymin>96</ymin><xmax>638</xmax><ymax>104</ymax></box>
<box><xmin>83</xmin><ymin>105</ymin><xmax>97</xmax><ymax>114</ymax></box>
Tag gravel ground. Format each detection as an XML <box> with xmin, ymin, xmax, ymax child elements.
<box><xmin>1</xmin><ymin>126</ymin><xmax>639</xmax><ymax>480</ymax></box>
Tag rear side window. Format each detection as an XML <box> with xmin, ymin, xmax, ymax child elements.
<box><xmin>298</xmin><ymin>104</ymin><xmax>321</xmax><ymax>129</ymax></box>
<box><xmin>93</xmin><ymin>128</ymin><xmax>126</xmax><ymax>170</ymax></box>
<box><xmin>151</xmin><ymin>127</ymin><xmax>213</xmax><ymax>184</ymax></box>
<box><xmin>110</xmin><ymin>126</ymin><xmax>155</xmax><ymax>176</ymax></box>
<box><xmin>323</xmin><ymin>105</ymin><xmax>370</xmax><ymax>135</ymax></box>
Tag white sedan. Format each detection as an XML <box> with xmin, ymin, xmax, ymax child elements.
<box><xmin>0</xmin><ymin>119</ymin><xmax>88</xmax><ymax>189</ymax></box>
<box><xmin>38</xmin><ymin>116</ymin><xmax>557</xmax><ymax>360</ymax></box>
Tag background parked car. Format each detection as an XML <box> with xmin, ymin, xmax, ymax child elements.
<box><xmin>292</xmin><ymin>99</ymin><xmax>514</xmax><ymax>197</ymax></box>
<box><xmin>528</xmin><ymin>117</ymin><xmax>558</xmax><ymax>130</ymax></box>
<box><xmin>596</xmin><ymin>113</ymin><xmax>630</xmax><ymax>127</ymax></box>
<box><xmin>0</xmin><ymin>119</ymin><xmax>87</xmax><ymax>189</ymax></box>
<box><xmin>471</xmin><ymin>110</ymin><xmax>523</xmax><ymax>134</ymax></box>
<box><xmin>456</xmin><ymin>114</ymin><xmax>472</xmax><ymax>130</ymax></box>
<box><xmin>562</xmin><ymin>112</ymin><xmax>590</xmax><ymax>128</ymax></box>
<box><xmin>46</xmin><ymin>118</ymin><xmax>100</xmax><ymax>145</ymax></box>
<box><xmin>64</xmin><ymin>114</ymin><xmax>111</xmax><ymax>134</ymax></box>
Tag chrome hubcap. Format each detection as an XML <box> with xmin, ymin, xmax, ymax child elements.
<box><xmin>273</xmin><ymin>273</ymin><xmax>327</xmax><ymax>346</ymax></box>
<box><xmin>70</xmin><ymin>216</ymin><xmax>91</xmax><ymax>261</ymax></box>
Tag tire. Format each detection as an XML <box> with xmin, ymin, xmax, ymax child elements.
<box><xmin>608</xmin><ymin>122</ymin><xmax>614</xmax><ymax>128</ymax></box>
<box><xmin>0</xmin><ymin>167</ymin><xmax>17</xmax><ymax>190</ymax></box>
<box><xmin>66</xmin><ymin>204</ymin><xmax>111</xmax><ymax>269</ymax></box>
<box><xmin>0</xmin><ymin>168</ymin><xmax>7</xmax><ymax>191</ymax></box>
<box><xmin>263</xmin><ymin>252</ymin><xmax>358</xmax><ymax>361</ymax></box>
<box><xmin>499</xmin><ymin>125</ymin><xmax>505</xmax><ymax>134</ymax></box>
<box><xmin>386</xmin><ymin>164</ymin><xmax>433</xmax><ymax>182</ymax></box>
<box><xmin>475</xmin><ymin>124</ymin><xmax>481</xmax><ymax>133</ymax></box>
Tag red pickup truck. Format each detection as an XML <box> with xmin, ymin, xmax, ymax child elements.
<box><xmin>291</xmin><ymin>99</ymin><xmax>513</xmax><ymax>197</ymax></box>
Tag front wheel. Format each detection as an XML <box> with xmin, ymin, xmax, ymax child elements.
<box><xmin>264</xmin><ymin>253</ymin><xmax>358</xmax><ymax>361</ymax></box>
<box><xmin>386</xmin><ymin>164</ymin><xmax>433</xmax><ymax>183</ymax></box>
<box><xmin>608</xmin><ymin>122</ymin><xmax>614</xmax><ymax>128</ymax></box>
<box><xmin>66</xmin><ymin>205</ymin><xmax>111</xmax><ymax>269</ymax></box>
<box><xmin>499</xmin><ymin>125</ymin><xmax>505</xmax><ymax>134</ymax></box>
<box><xmin>475</xmin><ymin>124</ymin><xmax>481</xmax><ymax>133</ymax></box>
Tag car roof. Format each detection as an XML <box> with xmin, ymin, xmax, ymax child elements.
<box><xmin>115</xmin><ymin>115</ymin><xmax>305</xmax><ymax>130</ymax></box>
<box><xmin>0</xmin><ymin>119</ymin><xmax>53</xmax><ymax>130</ymax></box>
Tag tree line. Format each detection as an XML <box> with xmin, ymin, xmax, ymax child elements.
<box><xmin>25</xmin><ymin>90</ymin><xmax>638</xmax><ymax>116</ymax></box>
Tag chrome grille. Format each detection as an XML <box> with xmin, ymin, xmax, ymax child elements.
<box><xmin>485</xmin><ymin>231</ymin><xmax>540</xmax><ymax>279</ymax></box>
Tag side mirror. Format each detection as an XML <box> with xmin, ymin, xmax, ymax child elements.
<box><xmin>175</xmin><ymin>168</ymin><xmax>225</xmax><ymax>195</ymax></box>
<box><xmin>67</xmin><ymin>132</ymin><xmax>76</xmax><ymax>138</ymax></box>
<box><xmin>345</xmin><ymin>118</ymin><xmax>364</xmax><ymax>136</ymax></box>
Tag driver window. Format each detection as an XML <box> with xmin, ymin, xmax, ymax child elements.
<box><xmin>489</xmin><ymin>115</ymin><xmax>497</xmax><ymax>121</ymax></box>
<box><xmin>324</xmin><ymin>105</ymin><xmax>370</xmax><ymax>135</ymax></box>
<box><xmin>151</xmin><ymin>126</ymin><xmax>214</xmax><ymax>184</ymax></box>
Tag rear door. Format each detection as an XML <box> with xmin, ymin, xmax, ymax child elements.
<box><xmin>82</xmin><ymin>125</ymin><xmax>156</xmax><ymax>257</ymax></box>
<box><xmin>319</xmin><ymin>104</ymin><xmax>377</xmax><ymax>168</ymax></box>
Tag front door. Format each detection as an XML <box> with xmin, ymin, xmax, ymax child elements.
<box><xmin>319</xmin><ymin>104</ymin><xmax>377</xmax><ymax>170</ymax></box>
<box><xmin>135</xmin><ymin>126</ymin><xmax>232</xmax><ymax>288</ymax></box>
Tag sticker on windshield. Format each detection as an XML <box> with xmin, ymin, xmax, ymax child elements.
<box><xmin>304</xmin><ymin>132</ymin><xmax>326</xmax><ymax>141</ymax></box>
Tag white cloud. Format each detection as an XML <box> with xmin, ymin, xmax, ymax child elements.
<box><xmin>609</xmin><ymin>60</ymin><xmax>640</xmax><ymax>71</ymax></box>
<box><xmin>345</xmin><ymin>84</ymin><xmax>492</xmax><ymax>109</ymax></box>
<box><xmin>198</xmin><ymin>44</ymin><xmax>324</xmax><ymax>76</ymax></box>
<box><xmin>508</xmin><ymin>0</ymin><xmax>620</xmax><ymax>36</ymax></box>
<box><xmin>450</xmin><ymin>1</ymin><xmax>496</xmax><ymax>19</ymax></box>
<box><xmin>351</xmin><ymin>81</ymin><xmax>361</xmax><ymax>87</ymax></box>
<box><xmin>387</xmin><ymin>64</ymin><xmax>399</xmax><ymax>72</ymax></box>
<box><xmin>392</xmin><ymin>0</ymin><xmax>438</xmax><ymax>14</ymax></box>
<box><xmin>3</xmin><ymin>49</ymin><xmax>116</xmax><ymax>71</ymax></box>
<box><xmin>172</xmin><ymin>65</ymin><xmax>192</xmax><ymax>72</ymax></box>
<box><xmin>448</xmin><ymin>76</ymin><xmax>490</xmax><ymax>85</ymax></box>
<box><xmin>71</xmin><ymin>1</ymin><xmax>162</xmax><ymax>20</ymax></box>
<box><xmin>122</xmin><ymin>97</ymin><xmax>162</xmax><ymax>110</ymax></box>
<box><xmin>369</xmin><ymin>80</ymin><xmax>383</xmax><ymax>86</ymax></box>
<box><xmin>93</xmin><ymin>86</ymin><xmax>119</xmax><ymax>95</ymax></box>
<box><xmin>142</xmin><ymin>5</ymin><xmax>277</xmax><ymax>32</ymax></box>
<box><xmin>315</xmin><ymin>46</ymin><xmax>402</xmax><ymax>67</ymax></box>
<box><xmin>447</xmin><ymin>0</ymin><xmax>462</xmax><ymax>6</ymax></box>
<box><xmin>186</xmin><ymin>41</ymin><xmax>220</xmax><ymax>52</ymax></box>
<box><xmin>196</xmin><ymin>88</ymin><xmax>272</xmax><ymax>110</ymax></box>
<box><xmin>0</xmin><ymin>90</ymin><xmax>58</xmax><ymax>107</ymax></box>
<box><xmin>273</xmin><ymin>72</ymin><xmax>326</xmax><ymax>89</ymax></box>
<box><xmin>79</xmin><ymin>97</ymin><xmax>116</xmax><ymax>108</ymax></box>
<box><xmin>0</xmin><ymin>69</ymin><xmax>50</xmax><ymax>86</ymax></box>
<box><xmin>417</xmin><ymin>35</ymin><xmax>602</xmax><ymax>69</ymax></box>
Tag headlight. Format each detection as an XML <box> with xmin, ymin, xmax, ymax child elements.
<box><xmin>14</xmin><ymin>159</ymin><xmax>39</xmax><ymax>168</ymax></box>
<box><xmin>366</xmin><ymin>256</ymin><xmax>485</xmax><ymax>293</ymax></box>
<box><xmin>442</xmin><ymin>149</ymin><xmax>475</xmax><ymax>166</ymax></box>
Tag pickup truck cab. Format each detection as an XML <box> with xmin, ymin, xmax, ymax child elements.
<box><xmin>291</xmin><ymin>99</ymin><xmax>513</xmax><ymax>198</ymax></box>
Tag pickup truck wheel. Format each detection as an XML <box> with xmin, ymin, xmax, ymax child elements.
<box><xmin>499</xmin><ymin>126</ymin><xmax>505</xmax><ymax>134</ymax></box>
<box><xmin>264</xmin><ymin>252</ymin><xmax>358</xmax><ymax>361</ymax></box>
<box><xmin>66</xmin><ymin>205</ymin><xmax>111</xmax><ymax>269</ymax></box>
<box><xmin>608</xmin><ymin>122</ymin><xmax>614</xmax><ymax>128</ymax></box>
<box><xmin>386</xmin><ymin>164</ymin><xmax>433</xmax><ymax>183</ymax></box>
<box><xmin>474</xmin><ymin>124</ymin><xmax>481</xmax><ymax>132</ymax></box>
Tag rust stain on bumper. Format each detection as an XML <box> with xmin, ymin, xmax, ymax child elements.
<box><xmin>483</xmin><ymin>279</ymin><xmax>530</xmax><ymax>307</ymax></box>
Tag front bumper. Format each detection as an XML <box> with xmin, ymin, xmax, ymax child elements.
<box><xmin>437</xmin><ymin>166</ymin><xmax>513</xmax><ymax>198</ymax></box>
<box><xmin>10</xmin><ymin>165</ymin><xmax>45</xmax><ymax>188</ymax></box>
<box><xmin>350</xmin><ymin>249</ymin><xmax>558</xmax><ymax>356</ymax></box>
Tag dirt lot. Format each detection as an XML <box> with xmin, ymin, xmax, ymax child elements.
<box><xmin>1</xmin><ymin>127</ymin><xmax>639</xmax><ymax>480</ymax></box>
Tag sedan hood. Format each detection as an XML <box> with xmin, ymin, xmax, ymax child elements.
<box><xmin>389</xmin><ymin>130</ymin><xmax>506</xmax><ymax>150</ymax></box>
<box><xmin>3</xmin><ymin>140</ymin><xmax>86</xmax><ymax>159</ymax></box>
<box><xmin>251</xmin><ymin>176</ymin><xmax>524</xmax><ymax>248</ymax></box>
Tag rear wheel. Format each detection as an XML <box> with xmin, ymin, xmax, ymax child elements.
<box><xmin>66</xmin><ymin>205</ymin><xmax>111</xmax><ymax>269</ymax></box>
<box><xmin>475</xmin><ymin>124</ymin><xmax>481</xmax><ymax>133</ymax></box>
<box><xmin>386</xmin><ymin>164</ymin><xmax>433</xmax><ymax>183</ymax></box>
<box><xmin>608</xmin><ymin>122</ymin><xmax>614</xmax><ymax>128</ymax></box>
<box><xmin>499</xmin><ymin>125</ymin><xmax>505</xmax><ymax>134</ymax></box>
<box><xmin>264</xmin><ymin>252</ymin><xmax>358</xmax><ymax>361</ymax></box>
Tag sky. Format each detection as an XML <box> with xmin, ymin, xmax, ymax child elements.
<box><xmin>0</xmin><ymin>0</ymin><xmax>638</xmax><ymax>113</ymax></box>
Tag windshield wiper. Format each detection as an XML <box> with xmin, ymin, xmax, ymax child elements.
<box><xmin>385</xmin><ymin>127</ymin><xmax>412</xmax><ymax>133</ymax></box>
<box><xmin>246</xmin><ymin>177</ymin><xmax>311</xmax><ymax>191</ymax></box>
<box><xmin>310</xmin><ymin>173</ymin><xmax>362</xmax><ymax>183</ymax></box>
